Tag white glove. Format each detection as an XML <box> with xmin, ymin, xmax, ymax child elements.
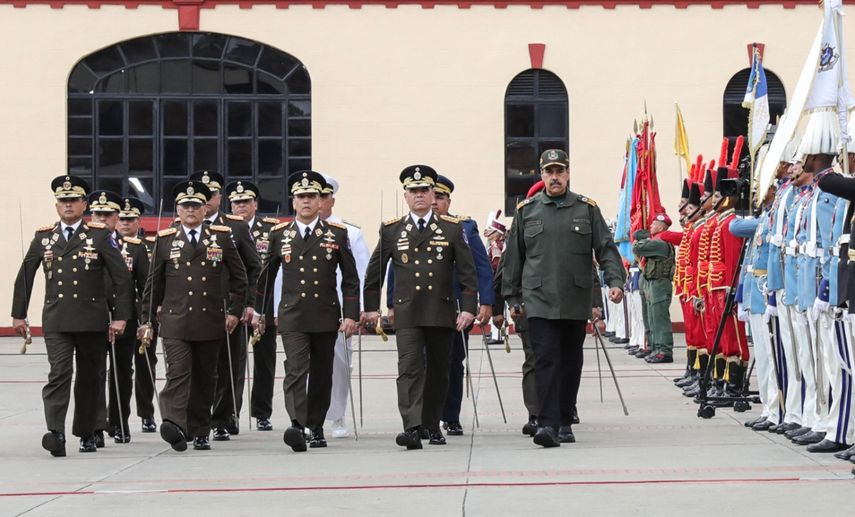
<box><xmin>811</xmin><ymin>298</ymin><xmax>829</xmax><ymax>321</ymax></box>
<box><xmin>737</xmin><ymin>304</ymin><xmax>749</xmax><ymax>322</ymax></box>
<box><xmin>763</xmin><ymin>304</ymin><xmax>777</xmax><ymax>324</ymax></box>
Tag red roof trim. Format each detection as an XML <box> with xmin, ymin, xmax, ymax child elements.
<box><xmin>2</xmin><ymin>0</ymin><xmax>846</xmax><ymax>9</ymax></box>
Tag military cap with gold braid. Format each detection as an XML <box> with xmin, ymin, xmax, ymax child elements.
<box><xmin>225</xmin><ymin>180</ymin><xmax>259</xmax><ymax>202</ymax></box>
<box><xmin>435</xmin><ymin>174</ymin><xmax>454</xmax><ymax>196</ymax></box>
<box><xmin>399</xmin><ymin>165</ymin><xmax>437</xmax><ymax>189</ymax></box>
<box><xmin>291</xmin><ymin>170</ymin><xmax>326</xmax><ymax>195</ymax></box>
<box><xmin>87</xmin><ymin>190</ymin><xmax>123</xmax><ymax>213</ymax></box>
<box><xmin>540</xmin><ymin>149</ymin><xmax>569</xmax><ymax>169</ymax></box>
<box><xmin>51</xmin><ymin>175</ymin><xmax>90</xmax><ymax>200</ymax></box>
<box><xmin>189</xmin><ymin>170</ymin><xmax>224</xmax><ymax>192</ymax></box>
<box><xmin>119</xmin><ymin>197</ymin><xmax>145</xmax><ymax>218</ymax></box>
<box><xmin>172</xmin><ymin>180</ymin><xmax>211</xmax><ymax>205</ymax></box>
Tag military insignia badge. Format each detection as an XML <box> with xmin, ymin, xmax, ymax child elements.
<box><xmin>256</xmin><ymin>239</ymin><xmax>269</xmax><ymax>254</ymax></box>
<box><xmin>401</xmin><ymin>253</ymin><xmax>408</xmax><ymax>263</ymax></box>
<box><xmin>98</xmin><ymin>192</ymin><xmax>107</xmax><ymax>204</ymax></box>
<box><xmin>548</xmin><ymin>150</ymin><xmax>558</xmax><ymax>160</ymax></box>
<box><xmin>819</xmin><ymin>43</ymin><xmax>839</xmax><ymax>72</ymax></box>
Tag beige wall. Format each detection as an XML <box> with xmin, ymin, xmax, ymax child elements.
<box><xmin>0</xmin><ymin>3</ymin><xmax>850</xmax><ymax>325</ymax></box>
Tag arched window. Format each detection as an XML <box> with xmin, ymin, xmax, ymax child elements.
<box><xmin>67</xmin><ymin>32</ymin><xmax>310</xmax><ymax>214</ymax></box>
<box><xmin>723</xmin><ymin>67</ymin><xmax>786</xmax><ymax>139</ymax></box>
<box><xmin>504</xmin><ymin>69</ymin><xmax>568</xmax><ymax>214</ymax></box>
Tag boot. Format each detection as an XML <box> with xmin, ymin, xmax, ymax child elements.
<box><xmin>726</xmin><ymin>362</ymin><xmax>745</xmax><ymax>396</ymax></box>
<box><xmin>674</xmin><ymin>349</ymin><xmax>698</xmax><ymax>383</ymax></box>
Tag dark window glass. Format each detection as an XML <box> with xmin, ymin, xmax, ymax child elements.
<box><xmin>257</xmin><ymin>72</ymin><xmax>288</xmax><ymax>95</ymax></box>
<box><xmin>68</xmin><ymin>118</ymin><xmax>92</xmax><ymax>136</ymax></box>
<box><xmin>228</xmin><ymin>140</ymin><xmax>253</xmax><ymax>176</ymax></box>
<box><xmin>536</xmin><ymin>104</ymin><xmax>566</xmax><ymax>137</ymax></box>
<box><xmin>192</xmin><ymin>60</ymin><xmax>222</xmax><ymax>94</ymax></box>
<box><xmin>288</xmin><ymin>158</ymin><xmax>311</xmax><ymax>176</ymax></box>
<box><xmin>68</xmin><ymin>98</ymin><xmax>92</xmax><ymax>117</ymax></box>
<box><xmin>155</xmin><ymin>33</ymin><xmax>190</xmax><ymax>58</ymax></box>
<box><xmin>160</xmin><ymin>177</ymin><xmax>185</xmax><ymax>210</ymax></box>
<box><xmin>288</xmin><ymin>139</ymin><xmax>311</xmax><ymax>157</ymax></box>
<box><xmin>97</xmin><ymin>138</ymin><xmax>124</xmax><ymax>176</ymax></box>
<box><xmin>723</xmin><ymin>68</ymin><xmax>787</xmax><ymax>139</ymax></box>
<box><xmin>68</xmin><ymin>65</ymin><xmax>97</xmax><ymax>94</ymax></box>
<box><xmin>256</xmin><ymin>177</ymin><xmax>287</xmax><ymax>213</ymax></box>
<box><xmin>258</xmin><ymin>102</ymin><xmax>282</xmax><ymax>136</ymax></box>
<box><xmin>194</xmin><ymin>101</ymin><xmax>218</xmax><ymax>137</ymax></box>
<box><xmin>163</xmin><ymin>101</ymin><xmax>187</xmax><ymax>136</ymax></box>
<box><xmin>129</xmin><ymin>101</ymin><xmax>153</xmax><ymax>136</ymax></box>
<box><xmin>228</xmin><ymin>102</ymin><xmax>252</xmax><ymax>137</ymax></box>
<box><xmin>225</xmin><ymin>38</ymin><xmax>261</xmax><ymax>66</ymax></box>
<box><xmin>257</xmin><ymin>47</ymin><xmax>298</xmax><ymax>79</ymax></box>
<box><xmin>125</xmin><ymin>62</ymin><xmax>160</xmax><ymax>94</ymax></box>
<box><xmin>120</xmin><ymin>38</ymin><xmax>157</xmax><ymax>63</ymax></box>
<box><xmin>98</xmin><ymin>72</ymin><xmax>126</xmax><ymax>93</ymax></box>
<box><xmin>163</xmin><ymin>139</ymin><xmax>188</xmax><ymax>175</ymax></box>
<box><xmin>85</xmin><ymin>46</ymin><xmax>124</xmax><ymax>76</ymax></box>
<box><xmin>258</xmin><ymin>140</ymin><xmax>283</xmax><ymax>176</ymax></box>
<box><xmin>288</xmin><ymin>100</ymin><xmax>311</xmax><ymax>117</ymax></box>
<box><xmin>68</xmin><ymin>156</ymin><xmax>92</xmax><ymax>176</ymax></box>
<box><xmin>288</xmin><ymin>119</ymin><xmax>310</xmax><ymax>137</ymax></box>
<box><xmin>97</xmin><ymin>177</ymin><xmax>125</xmax><ymax>197</ymax></box>
<box><xmin>192</xmin><ymin>33</ymin><xmax>227</xmax><ymax>59</ymax></box>
<box><xmin>161</xmin><ymin>60</ymin><xmax>192</xmax><ymax>94</ymax></box>
<box><xmin>126</xmin><ymin>176</ymin><xmax>156</xmax><ymax>213</ymax></box>
<box><xmin>506</xmin><ymin>105</ymin><xmax>534</xmax><ymax>137</ymax></box>
<box><xmin>68</xmin><ymin>137</ymin><xmax>93</xmax><ymax>156</ymax></box>
<box><xmin>194</xmin><ymin>139</ymin><xmax>219</xmax><ymax>171</ymax></box>
<box><xmin>286</xmin><ymin>68</ymin><xmax>310</xmax><ymax>95</ymax></box>
<box><xmin>129</xmin><ymin>139</ymin><xmax>153</xmax><ymax>173</ymax></box>
<box><xmin>224</xmin><ymin>65</ymin><xmax>253</xmax><ymax>94</ymax></box>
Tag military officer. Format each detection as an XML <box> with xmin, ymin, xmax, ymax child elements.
<box><xmin>139</xmin><ymin>180</ymin><xmax>248</xmax><ymax>452</ymax></box>
<box><xmin>88</xmin><ymin>191</ymin><xmax>149</xmax><ymax>444</ymax></box>
<box><xmin>189</xmin><ymin>170</ymin><xmax>261</xmax><ymax>440</ymax></box>
<box><xmin>223</xmin><ymin>180</ymin><xmax>281</xmax><ymax>432</ymax></box>
<box><xmin>363</xmin><ymin>165</ymin><xmax>478</xmax><ymax>450</ymax></box>
<box><xmin>12</xmin><ymin>175</ymin><xmax>132</xmax><ymax>456</ymax></box>
<box><xmin>255</xmin><ymin>171</ymin><xmax>360</xmax><ymax>452</ymax></box>
<box><xmin>115</xmin><ymin>196</ymin><xmax>159</xmax><ymax>433</ymax></box>
<box><xmin>502</xmin><ymin>149</ymin><xmax>625</xmax><ymax>447</ymax></box>
<box><xmin>632</xmin><ymin>212</ymin><xmax>676</xmax><ymax>363</ymax></box>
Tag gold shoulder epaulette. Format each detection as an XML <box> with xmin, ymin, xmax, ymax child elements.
<box><xmin>342</xmin><ymin>219</ymin><xmax>360</xmax><ymax>229</ymax></box>
<box><xmin>226</xmin><ymin>214</ymin><xmax>244</xmax><ymax>221</ymax></box>
<box><xmin>578</xmin><ymin>195</ymin><xmax>597</xmax><ymax>207</ymax></box>
<box><xmin>36</xmin><ymin>224</ymin><xmax>56</xmax><ymax>233</ymax></box>
<box><xmin>516</xmin><ymin>197</ymin><xmax>534</xmax><ymax>210</ymax></box>
<box><xmin>87</xmin><ymin>221</ymin><xmax>106</xmax><ymax>229</ymax></box>
<box><xmin>440</xmin><ymin>214</ymin><xmax>461</xmax><ymax>224</ymax></box>
<box><xmin>158</xmin><ymin>227</ymin><xmax>177</xmax><ymax>237</ymax></box>
<box><xmin>210</xmin><ymin>224</ymin><xmax>231</xmax><ymax>233</ymax></box>
<box><xmin>383</xmin><ymin>216</ymin><xmax>404</xmax><ymax>226</ymax></box>
<box><xmin>272</xmin><ymin>221</ymin><xmax>289</xmax><ymax>231</ymax></box>
<box><xmin>122</xmin><ymin>236</ymin><xmax>142</xmax><ymax>245</ymax></box>
<box><xmin>262</xmin><ymin>217</ymin><xmax>280</xmax><ymax>225</ymax></box>
<box><xmin>456</xmin><ymin>214</ymin><xmax>471</xmax><ymax>221</ymax></box>
<box><xmin>327</xmin><ymin>221</ymin><xmax>346</xmax><ymax>230</ymax></box>
<box><xmin>145</xmin><ymin>235</ymin><xmax>156</xmax><ymax>243</ymax></box>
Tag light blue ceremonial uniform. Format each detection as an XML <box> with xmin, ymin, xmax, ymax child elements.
<box><xmin>783</xmin><ymin>185</ymin><xmax>811</xmax><ymax>307</ymax></box>
<box><xmin>767</xmin><ymin>181</ymin><xmax>794</xmax><ymax>294</ymax></box>
<box><xmin>731</xmin><ymin>215</ymin><xmax>769</xmax><ymax>314</ymax></box>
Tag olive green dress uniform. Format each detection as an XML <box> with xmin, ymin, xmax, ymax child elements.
<box><xmin>256</xmin><ymin>217</ymin><xmax>360</xmax><ymax>434</ymax></box>
<box><xmin>364</xmin><ymin>210</ymin><xmax>478</xmax><ymax>433</ymax></box>
<box><xmin>11</xmin><ymin>178</ymin><xmax>133</xmax><ymax>445</ymax></box>
<box><xmin>144</xmin><ymin>205</ymin><xmax>248</xmax><ymax>439</ymax></box>
<box><xmin>136</xmin><ymin>234</ymin><xmax>159</xmax><ymax>423</ymax></box>
<box><xmin>502</xmin><ymin>164</ymin><xmax>624</xmax><ymax>437</ymax></box>
<box><xmin>632</xmin><ymin>230</ymin><xmax>676</xmax><ymax>358</ymax></box>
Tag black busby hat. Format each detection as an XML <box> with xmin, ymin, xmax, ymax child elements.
<box><xmin>687</xmin><ymin>182</ymin><xmax>702</xmax><ymax>206</ymax></box>
<box><xmin>703</xmin><ymin>170</ymin><xmax>714</xmax><ymax>194</ymax></box>
<box><xmin>718</xmin><ymin>178</ymin><xmax>741</xmax><ymax>198</ymax></box>
<box><xmin>714</xmin><ymin>167</ymin><xmax>729</xmax><ymax>194</ymax></box>
<box><xmin>680</xmin><ymin>179</ymin><xmax>690</xmax><ymax>199</ymax></box>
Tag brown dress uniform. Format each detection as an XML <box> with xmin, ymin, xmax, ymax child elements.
<box><xmin>136</xmin><ymin>234</ymin><xmax>159</xmax><ymax>423</ymax></box>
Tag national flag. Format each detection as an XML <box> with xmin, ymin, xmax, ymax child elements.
<box><xmin>615</xmin><ymin>138</ymin><xmax>638</xmax><ymax>262</ymax></box>
<box><xmin>674</xmin><ymin>103</ymin><xmax>691</xmax><ymax>172</ymax></box>
<box><xmin>742</xmin><ymin>45</ymin><xmax>770</xmax><ymax>158</ymax></box>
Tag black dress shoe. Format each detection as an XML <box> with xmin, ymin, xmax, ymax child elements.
<box><xmin>626</xmin><ymin>346</ymin><xmax>640</xmax><ymax>355</ymax></box>
<box><xmin>785</xmin><ymin>426</ymin><xmax>811</xmax><ymax>439</ymax></box>
<box><xmin>744</xmin><ymin>416</ymin><xmax>765</xmax><ymax>428</ymax></box>
<box><xmin>533</xmin><ymin>426</ymin><xmax>560</xmax><ymax>448</ymax></box>
<box><xmin>284</xmin><ymin>425</ymin><xmax>307</xmax><ymax>452</ymax></box>
<box><xmin>42</xmin><ymin>431</ymin><xmax>66</xmax><ymax>457</ymax></box>
<box><xmin>778</xmin><ymin>422</ymin><xmax>801</xmax><ymax>434</ymax></box>
<box><xmin>806</xmin><ymin>439</ymin><xmax>847</xmax><ymax>453</ymax></box>
<box><xmin>160</xmin><ymin>420</ymin><xmax>188</xmax><ymax>452</ymax></box>
<box><xmin>226</xmin><ymin>424</ymin><xmax>239</xmax><ymax>436</ymax></box>
<box><xmin>428</xmin><ymin>427</ymin><xmax>446</xmax><ymax>445</ymax></box>
<box><xmin>445</xmin><ymin>422</ymin><xmax>463</xmax><ymax>436</ymax></box>
<box><xmin>634</xmin><ymin>349</ymin><xmax>652</xmax><ymax>358</ymax></box>
<box><xmin>395</xmin><ymin>428</ymin><xmax>423</xmax><ymax>450</ymax></box>
<box><xmin>646</xmin><ymin>353</ymin><xmax>673</xmax><ymax>364</ymax></box>
<box><xmin>256</xmin><ymin>418</ymin><xmax>273</xmax><ymax>431</ymax></box>
<box><xmin>522</xmin><ymin>417</ymin><xmax>538</xmax><ymax>437</ymax></box>
<box><xmin>571</xmin><ymin>407</ymin><xmax>580</xmax><ymax>425</ymax></box>
<box><xmin>675</xmin><ymin>375</ymin><xmax>697</xmax><ymax>388</ymax></box>
<box><xmin>558</xmin><ymin>425</ymin><xmax>576</xmax><ymax>443</ymax></box>
<box><xmin>834</xmin><ymin>445</ymin><xmax>855</xmax><ymax>460</ymax></box>
<box><xmin>752</xmin><ymin>420</ymin><xmax>774</xmax><ymax>431</ymax></box>
<box><xmin>418</xmin><ymin>426</ymin><xmax>430</xmax><ymax>440</ymax></box>
<box><xmin>212</xmin><ymin>427</ymin><xmax>231</xmax><ymax>441</ymax></box>
<box><xmin>79</xmin><ymin>435</ymin><xmax>97</xmax><ymax>453</ymax></box>
<box><xmin>141</xmin><ymin>418</ymin><xmax>157</xmax><ymax>433</ymax></box>
<box><xmin>113</xmin><ymin>425</ymin><xmax>131</xmax><ymax>444</ymax></box>
<box><xmin>94</xmin><ymin>430</ymin><xmax>105</xmax><ymax>448</ymax></box>
<box><xmin>613</xmin><ymin>338</ymin><xmax>630</xmax><ymax>344</ymax></box>
<box><xmin>603</xmin><ymin>331</ymin><xmax>615</xmax><ymax>338</ymax></box>
<box><xmin>193</xmin><ymin>436</ymin><xmax>211</xmax><ymax>450</ymax></box>
<box><xmin>793</xmin><ymin>431</ymin><xmax>826</xmax><ymax>445</ymax></box>
<box><xmin>309</xmin><ymin>428</ymin><xmax>327</xmax><ymax>448</ymax></box>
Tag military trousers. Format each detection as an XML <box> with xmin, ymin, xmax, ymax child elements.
<box><xmin>776</xmin><ymin>301</ymin><xmax>805</xmax><ymax>426</ymax></box>
<box><xmin>326</xmin><ymin>333</ymin><xmax>354</xmax><ymax>422</ymax></box>
<box><xmin>160</xmin><ymin>338</ymin><xmax>221</xmax><ymax>437</ymax></box>
<box><xmin>43</xmin><ymin>331</ymin><xmax>107</xmax><ymax>438</ymax></box>
<box><xmin>249</xmin><ymin>324</ymin><xmax>278</xmax><ymax>420</ymax></box>
<box><xmin>519</xmin><ymin>329</ymin><xmax>538</xmax><ymax>418</ymax></box>
<box><xmin>814</xmin><ymin>310</ymin><xmax>854</xmax><ymax>443</ymax></box>
<box><xmin>642</xmin><ymin>279</ymin><xmax>674</xmax><ymax>356</ymax></box>
<box><xmin>441</xmin><ymin>326</ymin><xmax>471</xmax><ymax>425</ymax></box>
<box><xmin>97</xmin><ymin>320</ymin><xmax>137</xmax><ymax>434</ymax></box>
<box><xmin>134</xmin><ymin>326</ymin><xmax>158</xmax><ymax>419</ymax></box>
<box><xmin>527</xmin><ymin>318</ymin><xmax>586</xmax><ymax>429</ymax></box>
<box><xmin>747</xmin><ymin>313</ymin><xmax>781</xmax><ymax>425</ymax></box>
<box><xmin>211</xmin><ymin>324</ymin><xmax>248</xmax><ymax>431</ymax></box>
<box><xmin>281</xmin><ymin>331</ymin><xmax>337</xmax><ymax>429</ymax></box>
<box><xmin>395</xmin><ymin>326</ymin><xmax>454</xmax><ymax>431</ymax></box>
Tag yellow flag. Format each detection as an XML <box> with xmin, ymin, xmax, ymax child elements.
<box><xmin>674</xmin><ymin>103</ymin><xmax>691</xmax><ymax>172</ymax></box>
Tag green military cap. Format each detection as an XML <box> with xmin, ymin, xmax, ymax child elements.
<box><xmin>189</xmin><ymin>170</ymin><xmax>224</xmax><ymax>192</ymax></box>
<box><xmin>173</xmin><ymin>180</ymin><xmax>211</xmax><ymax>205</ymax></box>
<box><xmin>51</xmin><ymin>175</ymin><xmax>90</xmax><ymax>200</ymax></box>
<box><xmin>225</xmin><ymin>180</ymin><xmax>259</xmax><ymax>202</ymax></box>
<box><xmin>539</xmin><ymin>149</ymin><xmax>569</xmax><ymax>169</ymax></box>
<box><xmin>291</xmin><ymin>170</ymin><xmax>326</xmax><ymax>195</ymax></box>
<box><xmin>88</xmin><ymin>190</ymin><xmax>123</xmax><ymax>213</ymax></box>
<box><xmin>119</xmin><ymin>197</ymin><xmax>145</xmax><ymax>218</ymax></box>
<box><xmin>399</xmin><ymin>165</ymin><xmax>437</xmax><ymax>189</ymax></box>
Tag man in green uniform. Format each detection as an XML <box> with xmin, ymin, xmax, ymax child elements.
<box><xmin>632</xmin><ymin>213</ymin><xmax>676</xmax><ymax>363</ymax></box>
<box><xmin>362</xmin><ymin>165</ymin><xmax>478</xmax><ymax>450</ymax></box>
<box><xmin>503</xmin><ymin>150</ymin><xmax>625</xmax><ymax>448</ymax></box>
<box><xmin>12</xmin><ymin>175</ymin><xmax>132</xmax><ymax>456</ymax></box>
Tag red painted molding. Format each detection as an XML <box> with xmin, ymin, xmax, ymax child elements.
<box><xmin>177</xmin><ymin>4</ymin><xmax>200</xmax><ymax>28</ymax></box>
<box><xmin>746</xmin><ymin>41</ymin><xmax>765</xmax><ymax>65</ymax></box>
<box><xmin>2</xmin><ymin>1</ymin><xmax>849</xmax><ymax>10</ymax></box>
<box><xmin>528</xmin><ymin>43</ymin><xmax>545</xmax><ymax>69</ymax></box>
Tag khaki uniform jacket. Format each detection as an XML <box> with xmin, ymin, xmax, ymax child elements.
<box><xmin>12</xmin><ymin>221</ymin><xmax>133</xmax><ymax>332</ymax></box>
<box><xmin>257</xmin><ymin>219</ymin><xmax>360</xmax><ymax>333</ymax></box>
<box><xmin>363</xmin><ymin>213</ymin><xmax>478</xmax><ymax>328</ymax></box>
<box><xmin>502</xmin><ymin>190</ymin><xmax>625</xmax><ymax>321</ymax></box>
<box><xmin>144</xmin><ymin>225</ymin><xmax>248</xmax><ymax>341</ymax></box>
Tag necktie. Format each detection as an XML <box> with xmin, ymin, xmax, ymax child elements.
<box><xmin>418</xmin><ymin>218</ymin><xmax>426</xmax><ymax>232</ymax></box>
<box><xmin>65</xmin><ymin>227</ymin><xmax>74</xmax><ymax>242</ymax></box>
<box><xmin>204</xmin><ymin>219</ymin><xmax>212</xmax><ymax>226</ymax></box>
<box><xmin>304</xmin><ymin>226</ymin><xmax>311</xmax><ymax>241</ymax></box>
<box><xmin>189</xmin><ymin>229</ymin><xmax>198</xmax><ymax>247</ymax></box>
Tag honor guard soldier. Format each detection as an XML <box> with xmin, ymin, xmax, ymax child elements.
<box><xmin>12</xmin><ymin>175</ymin><xmax>132</xmax><ymax>456</ymax></box>
<box><xmin>502</xmin><ymin>149</ymin><xmax>625</xmax><ymax>447</ymax></box>
<box><xmin>140</xmin><ymin>180</ymin><xmax>248</xmax><ymax>452</ymax></box>
<box><xmin>224</xmin><ymin>180</ymin><xmax>281</xmax><ymax>432</ymax></box>
<box><xmin>88</xmin><ymin>191</ymin><xmax>149</xmax><ymax>445</ymax></box>
<box><xmin>115</xmin><ymin>197</ymin><xmax>159</xmax><ymax>433</ymax></box>
<box><xmin>363</xmin><ymin>165</ymin><xmax>478</xmax><ymax>450</ymax></box>
<box><xmin>189</xmin><ymin>170</ymin><xmax>261</xmax><ymax>440</ymax></box>
<box><xmin>632</xmin><ymin>212</ymin><xmax>676</xmax><ymax>363</ymax></box>
<box><xmin>255</xmin><ymin>171</ymin><xmax>360</xmax><ymax>452</ymax></box>
<box><xmin>674</xmin><ymin>180</ymin><xmax>703</xmax><ymax>385</ymax></box>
